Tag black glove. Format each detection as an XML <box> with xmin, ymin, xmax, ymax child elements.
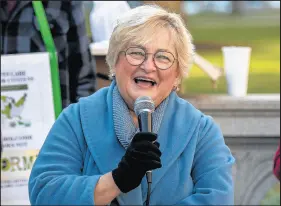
<box><xmin>112</xmin><ymin>132</ymin><xmax>162</xmax><ymax>193</ymax></box>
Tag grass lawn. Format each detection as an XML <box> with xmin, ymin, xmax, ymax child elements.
<box><xmin>181</xmin><ymin>11</ymin><xmax>280</xmax><ymax>95</ymax></box>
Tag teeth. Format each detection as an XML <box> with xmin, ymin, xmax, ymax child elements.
<box><xmin>137</xmin><ymin>78</ymin><xmax>151</xmax><ymax>81</ymax></box>
<box><xmin>134</xmin><ymin>77</ymin><xmax>156</xmax><ymax>86</ymax></box>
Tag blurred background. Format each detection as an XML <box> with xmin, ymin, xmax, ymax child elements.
<box><xmin>84</xmin><ymin>1</ymin><xmax>280</xmax><ymax>95</ymax></box>
<box><xmin>83</xmin><ymin>1</ymin><xmax>280</xmax><ymax>205</ymax></box>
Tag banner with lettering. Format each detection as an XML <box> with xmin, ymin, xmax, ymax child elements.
<box><xmin>1</xmin><ymin>53</ymin><xmax>56</xmax><ymax>205</ymax></box>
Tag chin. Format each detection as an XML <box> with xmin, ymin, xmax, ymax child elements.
<box><xmin>133</xmin><ymin>91</ymin><xmax>155</xmax><ymax>100</ymax></box>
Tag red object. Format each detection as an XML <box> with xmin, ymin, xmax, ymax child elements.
<box><xmin>273</xmin><ymin>144</ymin><xmax>280</xmax><ymax>180</ymax></box>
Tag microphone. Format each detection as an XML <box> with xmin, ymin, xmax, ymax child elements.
<box><xmin>134</xmin><ymin>96</ymin><xmax>155</xmax><ymax>206</ymax></box>
<box><xmin>134</xmin><ymin>96</ymin><xmax>155</xmax><ymax>133</ymax></box>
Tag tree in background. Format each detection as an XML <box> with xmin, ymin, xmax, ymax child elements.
<box><xmin>143</xmin><ymin>1</ymin><xmax>187</xmax><ymax>22</ymax></box>
<box><xmin>144</xmin><ymin>1</ymin><xmax>184</xmax><ymax>15</ymax></box>
<box><xmin>231</xmin><ymin>1</ymin><xmax>245</xmax><ymax>15</ymax></box>
<box><xmin>127</xmin><ymin>1</ymin><xmax>144</xmax><ymax>9</ymax></box>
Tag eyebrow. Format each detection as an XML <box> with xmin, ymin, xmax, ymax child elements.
<box><xmin>157</xmin><ymin>49</ymin><xmax>174</xmax><ymax>53</ymax></box>
<box><xmin>130</xmin><ymin>44</ymin><xmax>146</xmax><ymax>51</ymax></box>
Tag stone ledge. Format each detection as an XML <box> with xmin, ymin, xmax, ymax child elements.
<box><xmin>213</xmin><ymin>117</ymin><xmax>280</xmax><ymax>137</ymax></box>
<box><xmin>184</xmin><ymin>94</ymin><xmax>280</xmax><ymax>137</ymax></box>
<box><xmin>183</xmin><ymin>94</ymin><xmax>280</xmax><ymax>110</ymax></box>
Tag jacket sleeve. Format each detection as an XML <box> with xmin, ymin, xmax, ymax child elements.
<box><xmin>28</xmin><ymin>103</ymin><xmax>101</xmax><ymax>205</ymax></box>
<box><xmin>176</xmin><ymin>115</ymin><xmax>235</xmax><ymax>205</ymax></box>
<box><xmin>67</xmin><ymin>1</ymin><xmax>97</xmax><ymax>103</ymax></box>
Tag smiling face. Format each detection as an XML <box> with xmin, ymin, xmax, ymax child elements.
<box><xmin>114</xmin><ymin>28</ymin><xmax>179</xmax><ymax>110</ymax></box>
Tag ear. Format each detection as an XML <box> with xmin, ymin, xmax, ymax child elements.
<box><xmin>172</xmin><ymin>78</ymin><xmax>179</xmax><ymax>91</ymax></box>
<box><xmin>173</xmin><ymin>71</ymin><xmax>183</xmax><ymax>91</ymax></box>
<box><xmin>175</xmin><ymin>71</ymin><xmax>182</xmax><ymax>86</ymax></box>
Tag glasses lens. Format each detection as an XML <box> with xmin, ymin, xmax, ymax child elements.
<box><xmin>126</xmin><ymin>47</ymin><xmax>145</xmax><ymax>65</ymax></box>
<box><xmin>154</xmin><ymin>51</ymin><xmax>174</xmax><ymax>70</ymax></box>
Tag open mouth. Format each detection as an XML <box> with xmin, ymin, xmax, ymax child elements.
<box><xmin>134</xmin><ymin>77</ymin><xmax>157</xmax><ymax>87</ymax></box>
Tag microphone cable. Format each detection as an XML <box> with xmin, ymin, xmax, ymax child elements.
<box><xmin>145</xmin><ymin>171</ymin><xmax>152</xmax><ymax>206</ymax></box>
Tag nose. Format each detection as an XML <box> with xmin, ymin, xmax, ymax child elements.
<box><xmin>141</xmin><ymin>54</ymin><xmax>157</xmax><ymax>72</ymax></box>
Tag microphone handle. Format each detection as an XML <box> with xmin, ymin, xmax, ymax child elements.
<box><xmin>137</xmin><ymin>111</ymin><xmax>153</xmax><ymax>184</ymax></box>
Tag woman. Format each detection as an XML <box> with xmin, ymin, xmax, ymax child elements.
<box><xmin>28</xmin><ymin>5</ymin><xmax>235</xmax><ymax>205</ymax></box>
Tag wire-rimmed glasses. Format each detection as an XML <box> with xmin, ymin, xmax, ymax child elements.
<box><xmin>121</xmin><ymin>47</ymin><xmax>176</xmax><ymax>70</ymax></box>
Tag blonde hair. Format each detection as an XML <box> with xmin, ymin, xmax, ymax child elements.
<box><xmin>106</xmin><ymin>4</ymin><xmax>195</xmax><ymax>87</ymax></box>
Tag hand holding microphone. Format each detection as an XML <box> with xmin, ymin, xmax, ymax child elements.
<box><xmin>112</xmin><ymin>132</ymin><xmax>161</xmax><ymax>193</ymax></box>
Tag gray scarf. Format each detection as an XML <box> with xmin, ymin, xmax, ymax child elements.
<box><xmin>112</xmin><ymin>84</ymin><xmax>169</xmax><ymax>149</ymax></box>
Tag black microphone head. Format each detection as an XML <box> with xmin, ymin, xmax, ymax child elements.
<box><xmin>134</xmin><ymin>96</ymin><xmax>155</xmax><ymax>116</ymax></box>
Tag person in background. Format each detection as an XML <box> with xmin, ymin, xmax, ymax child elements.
<box><xmin>28</xmin><ymin>4</ymin><xmax>235</xmax><ymax>205</ymax></box>
<box><xmin>273</xmin><ymin>143</ymin><xmax>280</xmax><ymax>180</ymax></box>
<box><xmin>1</xmin><ymin>1</ymin><xmax>97</xmax><ymax>108</ymax></box>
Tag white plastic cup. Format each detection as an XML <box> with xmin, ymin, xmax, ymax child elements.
<box><xmin>222</xmin><ymin>46</ymin><xmax>252</xmax><ymax>97</ymax></box>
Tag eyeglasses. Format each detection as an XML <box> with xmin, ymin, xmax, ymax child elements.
<box><xmin>120</xmin><ymin>47</ymin><xmax>176</xmax><ymax>70</ymax></box>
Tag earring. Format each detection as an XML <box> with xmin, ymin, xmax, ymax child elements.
<box><xmin>173</xmin><ymin>85</ymin><xmax>179</xmax><ymax>91</ymax></box>
<box><xmin>173</xmin><ymin>78</ymin><xmax>181</xmax><ymax>92</ymax></box>
<box><xmin>110</xmin><ymin>73</ymin><xmax>115</xmax><ymax>80</ymax></box>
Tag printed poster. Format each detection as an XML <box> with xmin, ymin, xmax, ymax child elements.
<box><xmin>1</xmin><ymin>52</ymin><xmax>56</xmax><ymax>205</ymax></box>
